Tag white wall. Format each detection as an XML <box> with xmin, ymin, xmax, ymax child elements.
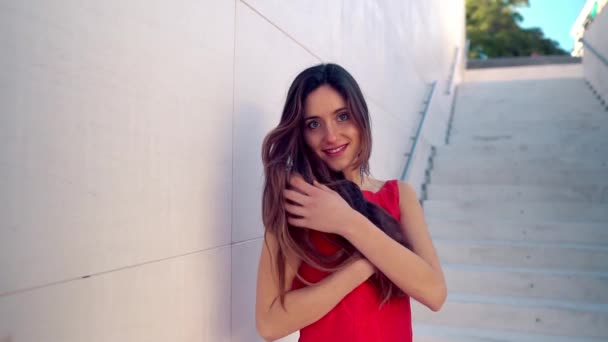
<box><xmin>583</xmin><ymin>8</ymin><xmax>608</xmax><ymax>101</ymax></box>
<box><xmin>0</xmin><ymin>1</ymin><xmax>464</xmax><ymax>341</ymax></box>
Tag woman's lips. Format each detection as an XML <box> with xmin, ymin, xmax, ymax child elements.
<box><xmin>323</xmin><ymin>144</ymin><xmax>348</xmax><ymax>157</ymax></box>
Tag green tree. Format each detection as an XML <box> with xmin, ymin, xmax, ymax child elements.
<box><xmin>466</xmin><ymin>0</ymin><xmax>567</xmax><ymax>58</ymax></box>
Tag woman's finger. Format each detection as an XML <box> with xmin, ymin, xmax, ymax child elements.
<box><xmin>283</xmin><ymin>189</ymin><xmax>309</xmax><ymax>205</ymax></box>
<box><xmin>284</xmin><ymin>202</ymin><xmax>307</xmax><ymax>217</ymax></box>
<box><xmin>289</xmin><ymin>174</ymin><xmax>315</xmax><ymax>196</ymax></box>
<box><xmin>313</xmin><ymin>180</ymin><xmax>333</xmax><ymax>193</ymax></box>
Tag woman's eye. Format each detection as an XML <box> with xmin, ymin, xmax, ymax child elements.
<box><xmin>307</xmin><ymin>120</ymin><xmax>320</xmax><ymax>129</ymax></box>
<box><xmin>338</xmin><ymin>113</ymin><xmax>349</xmax><ymax>121</ymax></box>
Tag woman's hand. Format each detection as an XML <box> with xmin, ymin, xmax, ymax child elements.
<box><xmin>283</xmin><ymin>174</ymin><xmax>358</xmax><ymax>235</ymax></box>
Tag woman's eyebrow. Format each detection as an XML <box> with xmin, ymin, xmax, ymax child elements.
<box><xmin>304</xmin><ymin>107</ymin><xmax>348</xmax><ymax>120</ymax></box>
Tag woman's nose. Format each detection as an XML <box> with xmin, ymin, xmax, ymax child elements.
<box><xmin>324</xmin><ymin>124</ymin><xmax>338</xmax><ymax>143</ymax></box>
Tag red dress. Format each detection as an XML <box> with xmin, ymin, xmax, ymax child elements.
<box><xmin>291</xmin><ymin>180</ymin><xmax>413</xmax><ymax>342</ymax></box>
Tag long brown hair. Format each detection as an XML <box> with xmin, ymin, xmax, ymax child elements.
<box><xmin>261</xmin><ymin>63</ymin><xmax>410</xmax><ymax>309</ymax></box>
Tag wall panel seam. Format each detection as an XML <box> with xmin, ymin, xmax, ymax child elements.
<box><xmin>240</xmin><ymin>0</ymin><xmax>322</xmax><ymax>62</ymax></box>
<box><xmin>231</xmin><ymin>0</ymin><xmax>238</xmax><ymax>338</ymax></box>
<box><xmin>0</xmin><ymin>245</ymin><xmax>231</xmax><ymax>298</ymax></box>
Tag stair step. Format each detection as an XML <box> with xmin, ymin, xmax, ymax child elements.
<box><xmin>441</xmin><ymin>264</ymin><xmax>608</xmax><ymax>303</ymax></box>
<box><xmin>453</xmin><ymin>118</ymin><xmax>608</xmax><ymax>133</ymax></box>
<box><xmin>426</xmin><ymin>218</ymin><xmax>608</xmax><ymax>245</ymax></box>
<box><xmin>451</xmin><ymin>119</ymin><xmax>608</xmax><ymax>132</ymax></box>
<box><xmin>412</xmin><ymin>294</ymin><xmax>608</xmax><ymax>338</ymax></box>
<box><xmin>424</xmin><ymin>200</ymin><xmax>608</xmax><ymax>222</ymax></box>
<box><xmin>453</xmin><ymin>99</ymin><xmax>607</xmax><ymax>116</ymax></box>
<box><xmin>430</xmin><ymin>166</ymin><xmax>608</xmax><ymax>185</ymax></box>
<box><xmin>432</xmin><ymin>155</ymin><xmax>608</xmax><ymax>170</ymax></box>
<box><xmin>449</xmin><ymin>126</ymin><xmax>608</xmax><ymax>142</ymax></box>
<box><xmin>456</xmin><ymin>78</ymin><xmax>605</xmax><ymax>111</ymax></box>
<box><xmin>455</xmin><ymin>95</ymin><xmax>606</xmax><ymax>111</ymax></box>
<box><xmin>454</xmin><ymin>110</ymin><xmax>608</xmax><ymax>122</ymax></box>
<box><xmin>435</xmin><ymin>142</ymin><xmax>608</xmax><ymax>156</ymax></box>
<box><xmin>455</xmin><ymin>101</ymin><xmax>606</xmax><ymax>117</ymax></box>
<box><xmin>448</xmin><ymin>131</ymin><xmax>608</xmax><ymax>144</ymax></box>
<box><xmin>434</xmin><ymin>239</ymin><xmax>608</xmax><ymax>272</ymax></box>
<box><xmin>426</xmin><ymin>184</ymin><xmax>608</xmax><ymax>203</ymax></box>
<box><xmin>413</xmin><ymin>323</ymin><xmax>607</xmax><ymax>342</ymax></box>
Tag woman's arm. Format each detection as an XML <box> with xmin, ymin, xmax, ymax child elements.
<box><xmin>255</xmin><ymin>231</ymin><xmax>375</xmax><ymax>341</ymax></box>
<box><xmin>341</xmin><ymin>181</ymin><xmax>447</xmax><ymax>311</ymax></box>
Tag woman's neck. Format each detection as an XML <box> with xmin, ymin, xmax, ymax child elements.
<box><xmin>343</xmin><ymin>167</ymin><xmax>376</xmax><ymax>190</ymax></box>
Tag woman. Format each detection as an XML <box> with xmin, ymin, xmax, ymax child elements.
<box><xmin>255</xmin><ymin>63</ymin><xmax>446</xmax><ymax>342</ymax></box>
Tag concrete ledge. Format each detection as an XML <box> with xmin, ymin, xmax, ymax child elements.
<box><xmin>464</xmin><ymin>64</ymin><xmax>584</xmax><ymax>82</ymax></box>
<box><xmin>467</xmin><ymin>56</ymin><xmax>581</xmax><ymax>69</ymax></box>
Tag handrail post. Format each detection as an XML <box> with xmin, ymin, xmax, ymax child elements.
<box><xmin>445</xmin><ymin>46</ymin><xmax>460</xmax><ymax>95</ymax></box>
<box><xmin>401</xmin><ymin>81</ymin><xmax>437</xmax><ymax>181</ymax></box>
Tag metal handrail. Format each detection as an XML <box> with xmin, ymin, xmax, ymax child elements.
<box><xmin>445</xmin><ymin>46</ymin><xmax>460</xmax><ymax>95</ymax></box>
<box><xmin>401</xmin><ymin>80</ymin><xmax>437</xmax><ymax>181</ymax></box>
<box><xmin>464</xmin><ymin>38</ymin><xmax>471</xmax><ymax>69</ymax></box>
<box><xmin>581</xmin><ymin>38</ymin><xmax>608</xmax><ymax>67</ymax></box>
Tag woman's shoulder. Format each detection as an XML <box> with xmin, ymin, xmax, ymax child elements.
<box><xmin>363</xmin><ymin>178</ymin><xmax>419</xmax><ymax>206</ymax></box>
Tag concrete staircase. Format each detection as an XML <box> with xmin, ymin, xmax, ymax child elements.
<box><xmin>413</xmin><ymin>78</ymin><xmax>608</xmax><ymax>341</ymax></box>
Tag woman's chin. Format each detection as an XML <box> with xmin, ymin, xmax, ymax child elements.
<box><xmin>326</xmin><ymin>162</ymin><xmax>350</xmax><ymax>173</ymax></box>
<box><xmin>318</xmin><ymin>154</ymin><xmax>355</xmax><ymax>173</ymax></box>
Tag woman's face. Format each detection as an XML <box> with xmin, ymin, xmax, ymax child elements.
<box><xmin>302</xmin><ymin>84</ymin><xmax>361</xmax><ymax>173</ymax></box>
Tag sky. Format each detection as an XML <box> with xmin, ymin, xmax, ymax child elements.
<box><xmin>517</xmin><ymin>0</ymin><xmax>588</xmax><ymax>52</ymax></box>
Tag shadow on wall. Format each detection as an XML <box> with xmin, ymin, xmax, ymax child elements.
<box><xmin>232</xmin><ymin>102</ymin><xmax>270</xmax><ymax>232</ymax></box>
<box><xmin>231</xmin><ymin>99</ymin><xmax>286</xmax><ymax>341</ymax></box>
